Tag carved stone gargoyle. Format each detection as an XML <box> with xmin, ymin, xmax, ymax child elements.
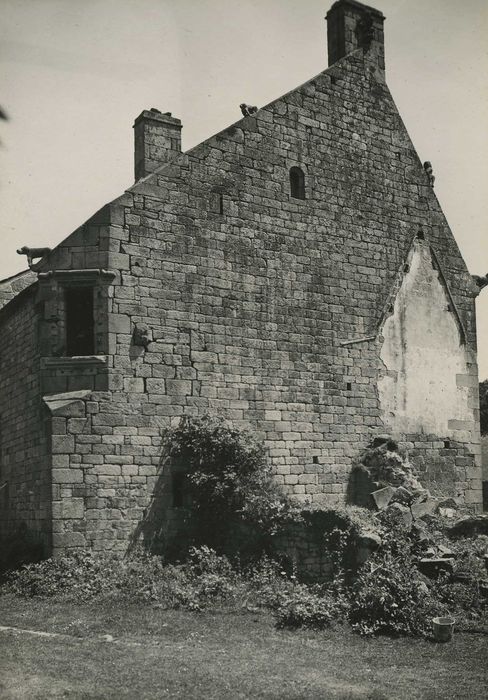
<box><xmin>17</xmin><ymin>246</ymin><xmax>52</xmax><ymax>271</ymax></box>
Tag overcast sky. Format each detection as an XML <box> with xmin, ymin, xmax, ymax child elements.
<box><xmin>1</xmin><ymin>0</ymin><xmax>487</xmax><ymax>377</ymax></box>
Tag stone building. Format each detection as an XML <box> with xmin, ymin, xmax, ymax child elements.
<box><xmin>0</xmin><ymin>0</ymin><xmax>484</xmax><ymax>557</ymax></box>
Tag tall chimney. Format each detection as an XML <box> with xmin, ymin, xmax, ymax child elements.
<box><xmin>133</xmin><ymin>108</ymin><xmax>182</xmax><ymax>181</ymax></box>
<box><xmin>326</xmin><ymin>0</ymin><xmax>385</xmax><ymax>80</ymax></box>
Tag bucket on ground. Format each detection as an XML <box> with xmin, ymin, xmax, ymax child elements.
<box><xmin>432</xmin><ymin>616</ymin><xmax>455</xmax><ymax>642</ymax></box>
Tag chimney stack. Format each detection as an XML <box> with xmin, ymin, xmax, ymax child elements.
<box><xmin>133</xmin><ymin>108</ymin><xmax>182</xmax><ymax>182</ymax></box>
<box><xmin>326</xmin><ymin>0</ymin><xmax>385</xmax><ymax>80</ymax></box>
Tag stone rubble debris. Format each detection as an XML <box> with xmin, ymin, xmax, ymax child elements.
<box><xmin>352</xmin><ymin>437</ymin><xmax>488</xmax><ymax>580</ymax></box>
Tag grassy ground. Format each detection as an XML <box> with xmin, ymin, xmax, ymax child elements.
<box><xmin>0</xmin><ymin>595</ymin><xmax>486</xmax><ymax>699</ymax></box>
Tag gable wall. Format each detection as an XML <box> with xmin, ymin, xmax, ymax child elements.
<box><xmin>6</xmin><ymin>49</ymin><xmax>481</xmax><ymax>555</ymax></box>
<box><xmin>48</xmin><ymin>49</ymin><xmax>481</xmax><ymax>553</ymax></box>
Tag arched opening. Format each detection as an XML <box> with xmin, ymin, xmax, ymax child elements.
<box><xmin>289</xmin><ymin>166</ymin><xmax>305</xmax><ymax>199</ymax></box>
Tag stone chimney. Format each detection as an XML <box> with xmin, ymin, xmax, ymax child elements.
<box><xmin>133</xmin><ymin>108</ymin><xmax>182</xmax><ymax>181</ymax></box>
<box><xmin>326</xmin><ymin>0</ymin><xmax>385</xmax><ymax>80</ymax></box>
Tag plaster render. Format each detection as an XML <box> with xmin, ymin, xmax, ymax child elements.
<box><xmin>378</xmin><ymin>240</ymin><xmax>476</xmax><ymax>439</ymax></box>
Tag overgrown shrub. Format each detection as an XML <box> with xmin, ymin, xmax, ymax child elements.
<box><xmin>349</xmin><ymin>555</ymin><xmax>439</xmax><ymax>637</ymax></box>
<box><xmin>162</xmin><ymin>416</ymin><xmax>292</xmax><ymax>557</ymax></box>
<box><xmin>1</xmin><ymin>547</ymin><xmax>239</xmax><ymax>611</ymax></box>
<box><xmin>274</xmin><ymin>585</ymin><xmax>339</xmax><ymax>629</ymax></box>
<box><xmin>243</xmin><ymin>556</ymin><xmax>299</xmax><ymax>610</ymax></box>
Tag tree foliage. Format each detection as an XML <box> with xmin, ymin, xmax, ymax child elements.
<box><xmin>162</xmin><ymin>416</ymin><xmax>290</xmax><ymax>557</ymax></box>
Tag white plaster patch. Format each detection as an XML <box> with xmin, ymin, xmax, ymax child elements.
<box><xmin>378</xmin><ymin>240</ymin><xmax>474</xmax><ymax>437</ymax></box>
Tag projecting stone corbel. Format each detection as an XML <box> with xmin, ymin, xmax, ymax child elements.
<box><xmin>472</xmin><ymin>274</ymin><xmax>488</xmax><ymax>296</ymax></box>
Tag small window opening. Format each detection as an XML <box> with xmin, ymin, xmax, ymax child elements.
<box><xmin>172</xmin><ymin>472</ymin><xmax>186</xmax><ymax>508</ymax></box>
<box><xmin>313</xmin><ymin>456</ymin><xmax>319</xmax><ymax>464</ymax></box>
<box><xmin>444</xmin><ymin>440</ymin><xmax>451</xmax><ymax>449</ymax></box>
<box><xmin>388</xmin><ymin>305</ymin><xmax>394</xmax><ymax>313</ymax></box>
<box><xmin>404</xmin><ymin>264</ymin><xmax>410</xmax><ymax>273</ymax></box>
<box><xmin>65</xmin><ymin>287</ymin><xmax>95</xmax><ymax>356</ymax></box>
<box><xmin>346</xmin><ymin>382</ymin><xmax>352</xmax><ymax>391</ymax></box>
<box><xmin>289</xmin><ymin>167</ymin><xmax>305</xmax><ymax>200</ymax></box>
<box><xmin>417</xmin><ymin>231</ymin><xmax>425</xmax><ymax>240</ymax></box>
<box><xmin>210</xmin><ymin>191</ymin><xmax>224</xmax><ymax>215</ymax></box>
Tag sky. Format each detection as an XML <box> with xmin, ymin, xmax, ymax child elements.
<box><xmin>1</xmin><ymin>0</ymin><xmax>487</xmax><ymax>376</ymax></box>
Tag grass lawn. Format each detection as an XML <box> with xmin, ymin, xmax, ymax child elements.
<box><xmin>0</xmin><ymin>594</ymin><xmax>486</xmax><ymax>699</ymax></box>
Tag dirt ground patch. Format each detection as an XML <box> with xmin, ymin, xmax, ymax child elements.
<box><xmin>0</xmin><ymin>595</ymin><xmax>486</xmax><ymax>699</ymax></box>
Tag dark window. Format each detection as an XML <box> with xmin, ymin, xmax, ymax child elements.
<box><xmin>444</xmin><ymin>440</ymin><xmax>451</xmax><ymax>449</ymax></box>
<box><xmin>65</xmin><ymin>287</ymin><xmax>95</xmax><ymax>356</ymax></box>
<box><xmin>289</xmin><ymin>167</ymin><xmax>305</xmax><ymax>199</ymax></box>
<box><xmin>210</xmin><ymin>191</ymin><xmax>224</xmax><ymax>215</ymax></box>
<box><xmin>346</xmin><ymin>382</ymin><xmax>352</xmax><ymax>391</ymax></box>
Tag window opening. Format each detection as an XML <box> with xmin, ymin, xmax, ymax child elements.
<box><xmin>65</xmin><ymin>287</ymin><xmax>95</xmax><ymax>356</ymax></box>
<box><xmin>346</xmin><ymin>382</ymin><xmax>352</xmax><ymax>391</ymax></box>
<box><xmin>289</xmin><ymin>167</ymin><xmax>305</xmax><ymax>200</ymax></box>
<box><xmin>210</xmin><ymin>191</ymin><xmax>224</xmax><ymax>215</ymax></box>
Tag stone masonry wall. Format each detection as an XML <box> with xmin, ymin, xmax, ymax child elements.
<box><xmin>0</xmin><ymin>288</ymin><xmax>50</xmax><ymax>552</ymax></box>
<box><xmin>42</xmin><ymin>47</ymin><xmax>481</xmax><ymax>552</ymax></box>
<box><xmin>0</xmin><ymin>270</ymin><xmax>36</xmax><ymax>311</ymax></box>
<box><xmin>0</xmin><ymin>40</ymin><xmax>482</xmax><ymax>556</ymax></box>
<box><xmin>108</xmin><ymin>49</ymin><xmax>478</xmax><ymax>509</ymax></box>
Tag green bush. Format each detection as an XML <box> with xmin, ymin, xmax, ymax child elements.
<box><xmin>1</xmin><ymin>547</ymin><xmax>238</xmax><ymax>611</ymax></box>
<box><xmin>349</xmin><ymin>554</ymin><xmax>440</xmax><ymax>637</ymax></box>
<box><xmin>274</xmin><ymin>585</ymin><xmax>339</xmax><ymax>629</ymax></box>
<box><xmin>162</xmin><ymin>416</ymin><xmax>291</xmax><ymax>556</ymax></box>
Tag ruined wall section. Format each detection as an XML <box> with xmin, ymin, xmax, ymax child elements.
<box><xmin>378</xmin><ymin>239</ymin><xmax>481</xmax><ymax>505</ymax></box>
<box><xmin>0</xmin><ymin>288</ymin><xmax>51</xmax><ymax>552</ymax></box>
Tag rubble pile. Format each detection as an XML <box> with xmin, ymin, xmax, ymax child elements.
<box><xmin>354</xmin><ymin>437</ymin><xmax>488</xmax><ymax>586</ymax></box>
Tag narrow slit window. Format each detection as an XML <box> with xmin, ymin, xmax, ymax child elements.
<box><xmin>289</xmin><ymin>167</ymin><xmax>305</xmax><ymax>200</ymax></box>
<box><xmin>65</xmin><ymin>287</ymin><xmax>95</xmax><ymax>356</ymax></box>
<box><xmin>210</xmin><ymin>191</ymin><xmax>224</xmax><ymax>215</ymax></box>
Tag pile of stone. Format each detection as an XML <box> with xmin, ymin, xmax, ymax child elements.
<box><xmin>356</xmin><ymin>437</ymin><xmax>461</xmax><ymax>576</ymax></box>
<box><xmin>352</xmin><ymin>437</ymin><xmax>488</xmax><ymax>584</ymax></box>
